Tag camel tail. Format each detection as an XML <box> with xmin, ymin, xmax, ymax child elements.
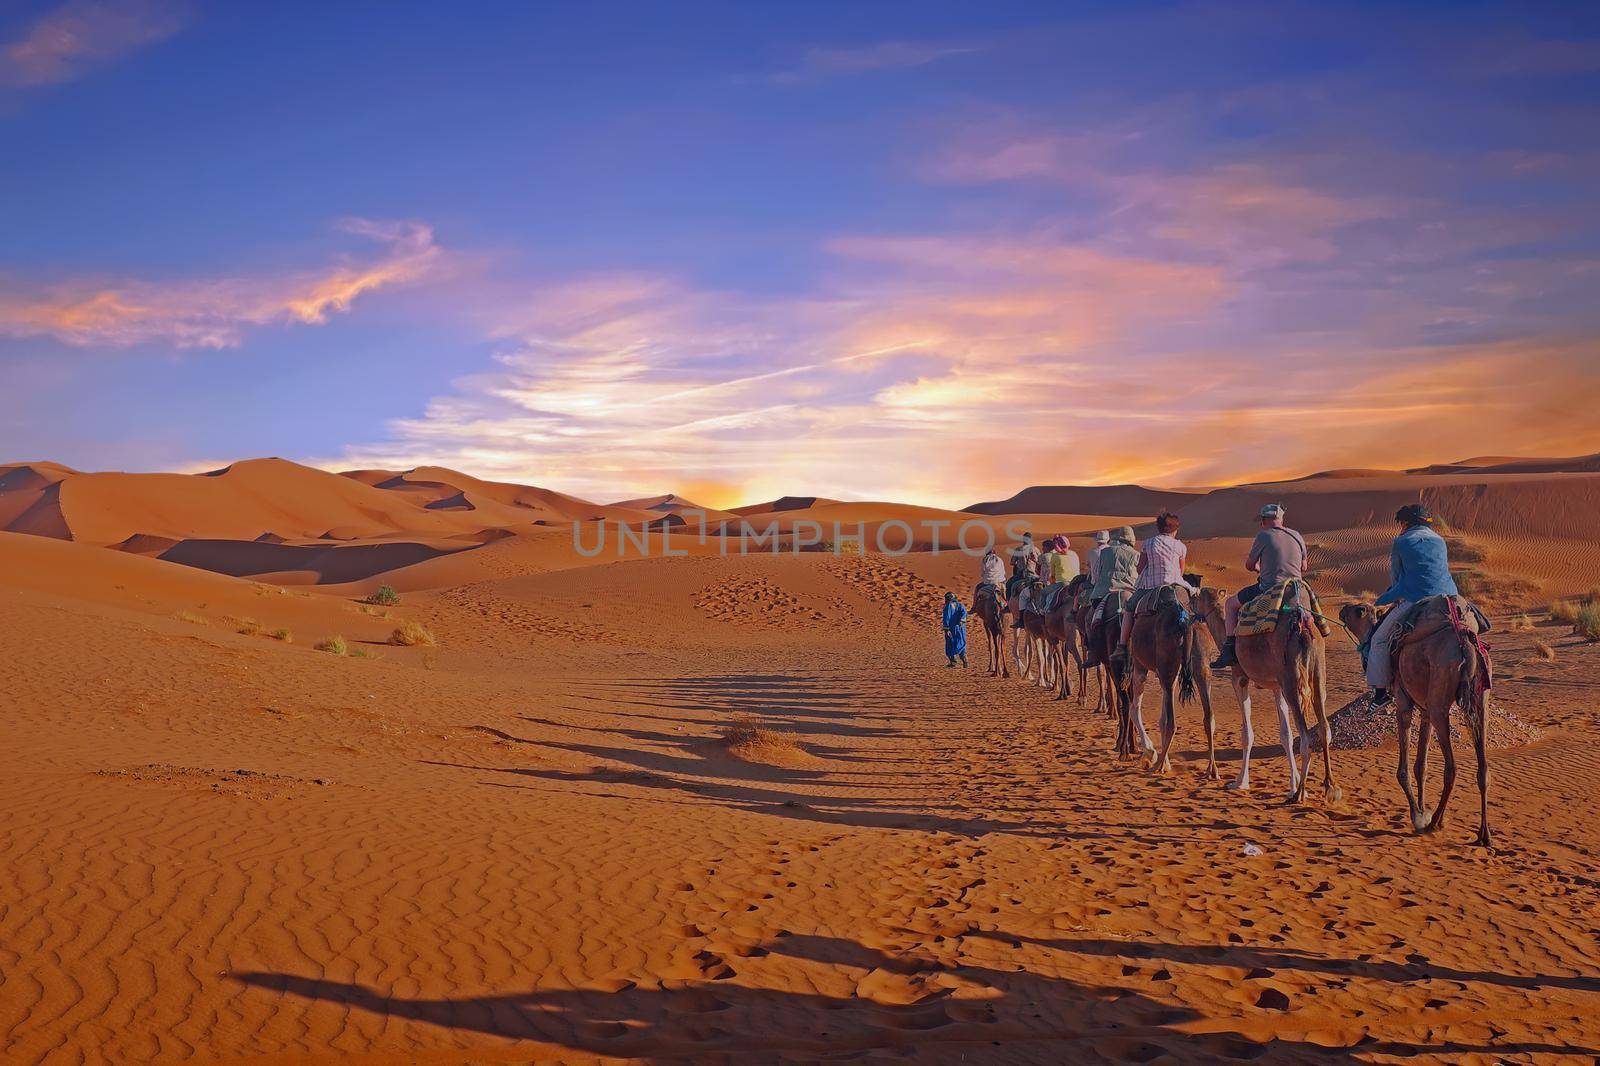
<box><xmin>1287</xmin><ymin>619</ymin><xmax>1314</xmax><ymax>736</ymax></box>
<box><xmin>1177</xmin><ymin>614</ymin><xmax>1198</xmax><ymax>705</ymax></box>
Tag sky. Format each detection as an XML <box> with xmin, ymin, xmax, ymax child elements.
<box><xmin>2</xmin><ymin>0</ymin><xmax>1598</xmax><ymax>509</ymax></box>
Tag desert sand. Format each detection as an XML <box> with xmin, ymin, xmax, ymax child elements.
<box><xmin>3</xmin><ymin>456</ymin><xmax>1600</xmax><ymax>1064</ymax></box>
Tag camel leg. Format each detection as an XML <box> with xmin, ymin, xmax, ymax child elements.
<box><xmin>1273</xmin><ymin>689</ymin><xmax>1302</xmax><ymax>803</ymax></box>
<box><xmin>1311</xmin><ymin>656</ymin><xmax>1341</xmax><ymax>804</ymax></box>
<box><xmin>1426</xmin><ymin>708</ymin><xmax>1456</xmax><ymax>834</ymax></box>
<box><xmin>1395</xmin><ymin>695</ymin><xmax>1424</xmax><ymax>831</ymax></box>
<box><xmin>1414</xmin><ymin>713</ymin><xmax>1432</xmax><ymax>827</ymax></box>
<box><xmin>1038</xmin><ymin>637</ymin><xmax>1052</xmax><ymax>689</ymax></box>
<box><xmin>1198</xmin><ymin>670</ymin><xmax>1218</xmax><ymax>782</ymax></box>
<box><xmin>1473</xmin><ymin>703</ymin><xmax>1492</xmax><ymax>848</ymax></box>
<box><xmin>1154</xmin><ymin>673</ymin><xmax>1176</xmax><ymax>776</ymax></box>
<box><xmin>1134</xmin><ymin>666</ymin><xmax>1158</xmax><ymax>766</ymax></box>
<box><xmin>1228</xmin><ymin>676</ymin><xmax>1253</xmax><ymax>791</ymax></box>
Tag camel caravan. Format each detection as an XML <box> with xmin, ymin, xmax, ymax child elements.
<box><xmin>964</xmin><ymin>502</ymin><xmax>1497</xmax><ymax>846</ymax></box>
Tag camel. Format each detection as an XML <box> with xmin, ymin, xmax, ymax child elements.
<box><xmin>1084</xmin><ymin>597</ymin><xmax>1135</xmax><ymax>758</ymax></box>
<box><xmin>1043</xmin><ymin>575</ymin><xmax>1092</xmax><ymax>703</ymax></box>
<box><xmin>1193</xmin><ymin>586</ymin><xmax>1340</xmax><ymax>804</ymax></box>
<box><xmin>1018</xmin><ymin>585</ymin><xmax>1058</xmax><ymax>691</ymax></box>
<box><xmin>1339</xmin><ymin>599</ymin><xmax>1492</xmax><ymax>846</ymax></box>
<box><xmin>1072</xmin><ymin>583</ymin><xmax>1113</xmax><ymax>718</ymax></box>
<box><xmin>1019</xmin><ymin>576</ymin><xmax>1078</xmax><ymax>697</ymax></box>
<box><xmin>972</xmin><ymin>585</ymin><xmax>1010</xmax><ymax>678</ymax></box>
<box><xmin>1123</xmin><ymin>586</ymin><xmax>1218</xmax><ymax>778</ymax></box>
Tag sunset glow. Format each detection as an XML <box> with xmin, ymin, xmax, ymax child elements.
<box><xmin>3</xmin><ymin>2</ymin><xmax>1597</xmax><ymax>505</ymax></box>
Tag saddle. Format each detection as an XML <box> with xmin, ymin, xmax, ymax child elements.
<box><xmin>1236</xmin><ymin>579</ymin><xmax>1331</xmax><ymax>638</ymax></box>
<box><xmin>1385</xmin><ymin>595</ymin><xmax>1494</xmax><ymax>693</ymax></box>
<box><xmin>1038</xmin><ymin>580</ymin><xmax>1068</xmax><ymax>612</ymax></box>
<box><xmin>1134</xmin><ymin>583</ymin><xmax>1192</xmax><ymax>617</ymax></box>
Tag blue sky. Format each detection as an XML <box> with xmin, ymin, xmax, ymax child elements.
<box><xmin>2</xmin><ymin>1</ymin><xmax>1598</xmax><ymax>507</ymax></box>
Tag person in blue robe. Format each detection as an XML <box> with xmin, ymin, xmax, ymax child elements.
<box><xmin>942</xmin><ymin>592</ymin><xmax>968</xmax><ymax>667</ymax></box>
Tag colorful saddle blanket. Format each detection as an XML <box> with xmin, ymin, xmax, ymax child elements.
<box><xmin>1236</xmin><ymin>579</ymin><xmax>1332</xmax><ymax>637</ymax></box>
<box><xmin>1037</xmin><ymin>580</ymin><xmax>1068</xmax><ymax>612</ymax></box>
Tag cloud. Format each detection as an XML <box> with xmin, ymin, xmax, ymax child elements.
<box><xmin>0</xmin><ymin>220</ymin><xmax>445</xmax><ymax>348</ymax></box>
<box><xmin>321</xmin><ymin>236</ymin><xmax>1236</xmax><ymax>503</ymax></box>
<box><xmin>1</xmin><ymin>0</ymin><xmax>188</xmax><ymax>89</ymax></box>
<box><xmin>770</xmin><ymin>40</ymin><xmax>977</xmax><ymax>84</ymax></box>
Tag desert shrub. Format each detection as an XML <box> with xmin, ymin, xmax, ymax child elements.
<box><xmin>315</xmin><ymin>635</ymin><xmax>348</xmax><ymax>655</ymax></box>
<box><xmin>389</xmin><ymin>619</ymin><xmax>436</xmax><ymax>647</ymax></box>
<box><xmin>269</xmin><ymin>627</ymin><xmax>292</xmax><ymax>642</ymax></box>
<box><xmin>1511</xmin><ymin>613</ymin><xmax>1532</xmax><ymax>632</ymax></box>
<box><xmin>235</xmin><ymin>617</ymin><xmax>261</xmax><ymax>636</ymax></box>
<box><xmin>1550</xmin><ymin>600</ymin><xmax>1580</xmax><ymax>625</ymax></box>
<box><xmin>1442</xmin><ymin>535</ymin><xmax>1486</xmax><ymax>565</ymax></box>
<box><xmin>175</xmin><ymin>610</ymin><xmax>206</xmax><ymax>625</ymax></box>
<box><xmin>1452</xmin><ymin>569</ymin><xmax>1538</xmax><ymax>609</ymax></box>
<box><xmin>1577</xmin><ymin>604</ymin><xmax>1600</xmax><ymax>644</ymax></box>
<box><xmin>367</xmin><ymin>585</ymin><xmax>401</xmax><ymax>606</ymax></box>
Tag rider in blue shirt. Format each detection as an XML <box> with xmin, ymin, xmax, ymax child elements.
<box><xmin>1367</xmin><ymin>503</ymin><xmax>1459</xmax><ymax>707</ymax></box>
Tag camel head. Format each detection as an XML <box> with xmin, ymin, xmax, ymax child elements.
<box><xmin>1339</xmin><ymin>601</ymin><xmax>1377</xmax><ymax>640</ymax></box>
<box><xmin>1191</xmin><ymin>587</ymin><xmax>1226</xmax><ymax>640</ymax></box>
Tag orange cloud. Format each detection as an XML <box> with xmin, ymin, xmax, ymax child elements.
<box><xmin>0</xmin><ymin>220</ymin><xmax>443</xmax><ymax>348</ymax></box>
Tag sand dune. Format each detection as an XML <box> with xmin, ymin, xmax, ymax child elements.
<box><xmin>965</xmin><ymin>483</ymin><xmax>1203</xmax><ymax>516</ymax></box>
<box><xmin>3</xmin><ymin>507</ymin><xmax>1600</xmax><ymax>1063</ymax></box>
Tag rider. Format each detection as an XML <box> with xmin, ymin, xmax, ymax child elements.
<box><xmin>1365</xmin><ymin>503</ymin><xmax>1458</xmax><ymax>708</ymax></box>
<box><xmin>1084</xmin><ymin>529</ymin><xmax>1111</xmax><ymax>585</ymax></box>
<box><xmin>1211</xmin><ymin>502</ymin><xmax>1308</xmax><ymax>669</ymax></box>
<box><xmin>1008</xmin><ymin>532</ymin><xmax>1040</xmax><ymax>630</ymax></box>
<box><xmin>1010</xmin><ymin>532</ymin><xmax>1040</xmax><ymax>583</ymax></box>
<box><xmin>1048</xmin><ymin>534</ymin><xmax>1081</xmax><ymax>583</ymax></box>
<box><xmin>1115</xmin><ymin>510</ymin><xmax>1192</xmax><ymax>662</ymax></box>
<box><xmin>1081</xmin><ymin>526</ymin><xmax>1139</xmax><ymax>667</ymax></box>
<box><xmin>979</xmin><ymin>545</ymin><xmax>1006</xmax><ymax>588</ymax></box>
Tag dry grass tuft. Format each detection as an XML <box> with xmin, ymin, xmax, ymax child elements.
<box><xmin>175</xmin><ymin>610</ymin><xmax>207</xmax><ymax>625</ymax></box>
<box><xmin>1577</xmin><ymin>604</ymin><xmax>1600</xmax><ymax>644</ymax></box>
<box><xmin>234</xmin><ymin>617</ymin><xmax>261</xmax><ymax>636</ymax></box>
<box><xmin>1511</xmin><ymin>613</ymin><xmax>1533</xmax><ymax>632</ymax></box>
<box><xmin>390</xmin><ymin>619</ymin><xmax>437</xmax><ymax>647</ymax></box>
<box><xmin>1452</xmin><ymin>569</ymin><xmax>1539</xmax><ymax>610</ymax></box>
<box><xmin>1551</xmin><ymin>599</ymin><xmax>1580</xmax><ymax>625</ymax></box>
<box><xmin>1535</xmin><ymin>641</ymin><xmax>1557</xmax><ymax>661</ymax></box>
<box><xmin>269</xmin><ymin>627</ymin><xmax>292</xmax><ymax>643</ymax></box>
<box><xmin>314</xmin><ymin>635</ymin><xmax>348</xmax><ymax>655</ymax></box>
<box><xmin>350</xmin><ymin>647</ymin><xmax>382</xmax><ymax>660</ymax></box>
<box><xmin>716</xmin><ymin>716</ymin><xmax>812</xmax><ymax>766</ymax></box>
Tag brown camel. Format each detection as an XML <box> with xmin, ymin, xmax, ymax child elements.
<box><xmin>1023</xmin><ymin>577</ymin><xmax>1080</xmax><ymax>699</ymax></box>
<box><xmin>1193</xmin><ymin>586</ymin><xmax>1340</xmax><ymax>804</ymax></box>
<box><xmin>1339</xmin><ymin>599</ymin><xmax>1491</xmax><ymax>846</ymax></box>
<box><xmin>1018</xmin><ymin>580</ymin><xmax>1059</xmax><ymax>691</ymax></box>
<box><xmin>1073</xmin><ymin>585</ymin><xmax>1112</xmax><ymax>718</ymax></box>
<box><xmin>1048</xmin><ymin>574</ymin><xmax>1093</xmax><ymax>703</ymax></box>
<box><xmin>1124</xmin><ymin>586</ymin><xmax>1218</xmax><ymax>778</ymax></box>
<box><xmin>973</xmin><ymin>585</ymin><xmax>1010</xmax><ymax>678</ymax></box>
<box><xmin>1084</xmin><ymin>597</ymin><xmax>1135</xmax><ymax>757</ymax></box>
